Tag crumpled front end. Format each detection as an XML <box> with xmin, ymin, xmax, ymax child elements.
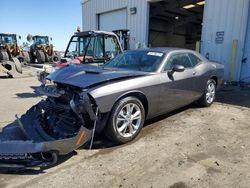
<box><xmin>0</xmin><ymin>83</ymin><xmax>97</xmax><ymax>169</ymax></box>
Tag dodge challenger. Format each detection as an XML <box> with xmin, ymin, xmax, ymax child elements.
<box><xmin>0</xmin><ymin>48</ymin><xmax>224</xmax><ymax>168</ymax></box>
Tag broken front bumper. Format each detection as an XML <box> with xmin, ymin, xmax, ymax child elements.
<box><xmin>0</xmin><ymin>101</ymin><xmax>93</xmax><ymax>169</ymax></box>
<box><xmin>0</xmin><ymin>126</ymin><xmax>91</xmax><ymax>169</ymax></box>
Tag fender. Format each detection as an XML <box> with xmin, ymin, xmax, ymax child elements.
<box><xmin>89</xmin><ymin>89</ymin><xmax>148</xmax><ymax>114</ymax></box>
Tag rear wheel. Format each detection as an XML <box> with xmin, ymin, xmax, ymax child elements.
<box><xmin>105</xmin><ymin>97</ymin><xmax>145</xmax><ymax>144</ymax></box>
<box><xmin>197</xmin><ymin>79</ymin><xmax>216</xmax><ymax>107</ymax></box>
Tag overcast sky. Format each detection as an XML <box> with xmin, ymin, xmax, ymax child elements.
<box><xmin>0</xmin><ymin>0</ymin><xmax>82</xmax><ymax>51</ymax></box>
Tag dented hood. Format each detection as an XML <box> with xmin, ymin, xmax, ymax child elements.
<box><xmin>47</xmin><ymin>64</ymin><xmax>148</xmax><ymax>88</ymax></box>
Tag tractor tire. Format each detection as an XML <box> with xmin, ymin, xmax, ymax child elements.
<box><xmin>1</xmin><ymin>60</ymin><xmax>21</xmax><ymax>77</ymax></box>
<box><xmin>36</xmin><ymin>50</ymin><xmax>45</xmax><ymax>64</ymax></box>
<box><xmin>30</xmin><ymin>53</ymin><xmax>36</xmax><ymax>64</ymax></box>
<box><xmin>12</xmin><ymin>58</ymin><xmax>22</xmax><ymax>74</ymax></box>
<box><xmin>3</xmin><ymin>61</ymin><xmax>15</xmax><ymax>78</ymax></box>
<box><xmin>0</xmin><ymin>51</ymin><xmax>9</xmax><ymax>61</ymax></box>
<box><xmin>53</xmin><ymin>51</ymin><xmax>61</xmax><ymax>62</ymax></box>
<box><xmin>22</xmin><ymin>51</ymin><xmax>31</xmax><ymax>64</ymax></box>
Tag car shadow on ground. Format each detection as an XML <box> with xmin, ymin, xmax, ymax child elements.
<box><xmin>216</xmin><ymin>85</ymin><xmax>250</xmax><ymax>108</ymax></box>
<box><xmin>0</xmin><ymin>152</ymin><xmax>77</xmax><ymax>175</ymax></box>
<box><xmin>15</xmin><ymin>86</ymin><xmax>42</xmax><ymax>98</ymax></box>
<box><xmin>80</xmin><ymin>104</ymin><xmax>194</xmax><ymax>150</ymax></box>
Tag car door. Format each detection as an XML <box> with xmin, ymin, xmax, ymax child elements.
<box><xmin>187</xmin><ymin>52</ymin><xmax>208</xmax><ymax>98</ymax></box>
<box><xmin>159</xmin><ymin>52</ymin><xmax>198</xmax><ymax>113</ymax></box>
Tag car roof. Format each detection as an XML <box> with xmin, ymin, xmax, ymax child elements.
<box><xmin>125</xmin><ymin>47</ymin><xmax>208</xmax><ymax>62</ymax></box>
<box><xmin>127</xmin><ymin>47</ymin><xmax>198</xmax><ymax>54</ymax></box>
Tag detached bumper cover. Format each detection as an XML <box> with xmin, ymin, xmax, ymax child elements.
<box><xmin>0</xmin><ymin>126</ymin><xmax>91</xmax><ymax>169</ymax></box>
<box><xmin>0</xmin><ymin>102</ymin><xmax>92</xmax><ymax>169</ymax></box>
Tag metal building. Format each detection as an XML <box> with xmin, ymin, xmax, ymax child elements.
<box><xmin>82</xmin><ymin>0</ymin><xmax>250</xmax><ymax>82</ymax></box>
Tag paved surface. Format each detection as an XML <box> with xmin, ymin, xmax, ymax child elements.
<box><xmin>0</xmin><ymin>74</ymin><xmax>250</xmax><ymax>188</ymax></box>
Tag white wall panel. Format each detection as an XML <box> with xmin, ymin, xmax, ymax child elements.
<box><xmin>201</xmin><ymin>0</ymin><xmax>250</xmax><ymax>81</ymax></box>
<box><xmin>82</xmin><ymin>0</ymin><xmax>149</xmax><ymax>49</ymax></box>
<box><xmin>99</xmin><ymin>9</ymin><xmax>127</xmax><ymax>31</ymax></box>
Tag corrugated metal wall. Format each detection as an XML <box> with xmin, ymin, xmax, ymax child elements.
<box><xmin>82</xmin><ymin>0</ymin><xmax>250</xmax><ymax>81</ymax></box>
<box><xmin>201</xmin><ymin>0</ymin><xmax>250</xmax><ymax>81</ymax></box>
<box><xmin>241</xmin><ymin>4</ymin><xmax>250</xmax><ymax>82</ymax></box>
<box><xmin>82</xmin><ymin>0</ymin><xmax>149</xmax><ymax>49</ymax></box>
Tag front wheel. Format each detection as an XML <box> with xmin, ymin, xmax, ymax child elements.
<box><xmin>105</xmin><ymin>97</ymin><xmax>145</xmax><ymax>144</ymax></box>
<box><xmin>197</xmin><ymin>79</ymin><xmax>216</xmax><ymax>107</ymax></box>
<box><xmin>36</xmin><ymin>50</ymin><xmax>45</xmax><ymax>64</ymax></box>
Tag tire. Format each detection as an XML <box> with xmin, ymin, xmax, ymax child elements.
<box><xmin>53</xmin><ymin>56</ymin><xmax>59</xmax><ymax>62</ymax></box>
<box><xmin>36</xmin><ymin>50</ymin><xmax>45</xmax><ymax>64</ymax></box>
<box><xmin>30</xmin><ymin>53</ymin><xmax>36</xmax><ymax>63</ymax></box>
<box><xmin>3</xmin><ymin>60</ymin><xmax>21</xmax><ymax>77</ymax></box>
<box><xmin>12</xmin><ymin>57</ymin><xmax>22</xmax><ymax>74</ymax></box>
<box><xmin>0</xmin><ymin>51</ymin><xmax>9</xmax><ymax>61</ymax></box>
<box><xmin>105</xmin><ymin>97</ymin><xmax>145</xmax><ymax>144</ymax></box>
<box><xmin>53</xmin><ymin>51</ymin><xmax>61</xmax><ymax>62</ymax></box>
<box><xmin>197</xmin><ymin>79</ymin><xmax>216</xmax><ymax>107</ymax></box>
<box><xmin>22</xmin><ymin>51</ymin><xmax>30</xmax><ymax>63</ymax></box>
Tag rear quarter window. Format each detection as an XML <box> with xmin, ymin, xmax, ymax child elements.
<box><xmin>188</xmin><ymin>53</ymin><xmax>202</xmax><ymax>67</ymax></box>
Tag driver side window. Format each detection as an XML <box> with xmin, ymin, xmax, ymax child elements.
<box><xmin>164</xmin><ymin>53</ymin><xmax>193</xmax><ymax>71</ymax></box>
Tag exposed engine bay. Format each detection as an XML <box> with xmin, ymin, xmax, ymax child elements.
<box><xmin>0</xmin><ymin>83</ymin><xmax>98</xmax><ymax>169</ymax></box>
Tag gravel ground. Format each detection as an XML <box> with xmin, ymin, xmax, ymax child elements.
<box><xmin>0</xmin><ymin>72</ymin><xmax>250</xmax><ymax>188</ymax></box>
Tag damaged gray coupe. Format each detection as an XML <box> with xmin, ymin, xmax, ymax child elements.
<box><xmin>0</xmin><ymin>48</ymin><xmax>224</xmax><ymax>169</ymax></box>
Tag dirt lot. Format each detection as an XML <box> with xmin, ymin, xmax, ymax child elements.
<box><xmin>0</xmin><ymin>72</ymin><xmax>250</xmax><ymax>188</ymax></box>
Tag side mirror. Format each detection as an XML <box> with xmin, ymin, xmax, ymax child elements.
<box><xmin>172</xmin><ymin>65</ymin><xmax>185</xmax><ymax>72</ymax></box>
<box><xmin>167</xmin><ymin>65</ymin><xmax>185</xmax><ymax>80</ymax></box>
<box><xmin>18</xmin><ymin>36</ymin><xmax>21</xmax><ymax>40</ymax></box>
<box><xmin>50</xmin><ymin>37</ymin><xmax>52</xmax><ymax>41</ymax></box>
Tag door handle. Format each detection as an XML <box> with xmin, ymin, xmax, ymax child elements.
<box><xmin>192</xmin><ymin>71</ymin><xmax>197</xmax><ymax>75</ymax></box>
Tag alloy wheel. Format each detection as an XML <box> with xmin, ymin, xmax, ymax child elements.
<box><xmin>115</xmin><ymin>103</ymin><xmax>142</xmax><ymax>138</ymax></box>
<box><xmin>206</xmin><ymin>82</ymin><xmax>216</xmax><ymax>104</ymax></box>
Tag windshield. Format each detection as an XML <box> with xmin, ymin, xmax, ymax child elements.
<box><xmin>34</xmin><ymin>36</ymin><xmax>49</xmax><ymax>45</ymax></box>
<box><xmin>104</xmin><ymin>50</ymin><xmax>164</xmax><ymax>72</ymax></box>
<box><xmin>65</xmin><ymin>34</ymin><xmax>121</xmax><ymax>60</ymax></box>
<box><xmin>0</xmin><ymin>35</ymin><xmax>16</xmax><ymax>44</ymax></box>
<box><xmin>65</xmin><ymin>36</ymin><xmax>93</xmax><ymax>58</ymax></box>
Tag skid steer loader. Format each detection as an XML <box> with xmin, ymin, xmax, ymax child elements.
<box><xmin>37</xmin><ymin>30</ymin><xmax>124</xmax><ymax>83</ymax></box>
